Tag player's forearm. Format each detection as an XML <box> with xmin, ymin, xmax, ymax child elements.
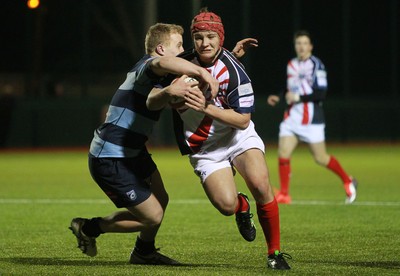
<box><xmin>147</xmin><ymin>87</ymin><xmax>170</xmax><ymax>111</ymax></box>
<box><xmin>299</xmin><ymin>89</ymin><xmax>327</xmax><ymax>102</ymax></box>
<box><xmin>151</xmin><ymin>56</ymin><xmax>205</xmax><ymax>78</ymax></box>
<box><xmin>203</xmin><ymin>105</ymin><xmax>250</xmax><ymax>130</ymax></box>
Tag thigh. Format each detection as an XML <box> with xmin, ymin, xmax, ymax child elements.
<box><xmin>126</xmin><ymin>193</ymin><xmax>164</xmax><ymax>224</ymax></box>
<box><xmin>88</xmin><ymin>156</ymin><xmax>154</xmax><ymax>208</ymax></box>
<box><xmin>148</xmin><ymin>169</ymin><xmax>168</xmax><ymax>210</ymax></box>
<box><xmin>308</xmin><ymin>141</ymin><xmax>330</xmax><ymax>165</ymax></box>
<box><xmin>233</xmin><ymin>149</ymin><xmax>273</xmax><ymax>203</ymax></box>
<box><xmin>203</xmin><ymin>167</ymin><xmax>238</xmax><ymax>214</ymax></box>
<box><xmin>278</xmin><ymin>135</ymin><xmax>298</xmax><ymax>158</ymax></box>
<box><xmin>189</xmin><ymin>152</ymin><xmax>232</xmax><ymax>184</ymax></box>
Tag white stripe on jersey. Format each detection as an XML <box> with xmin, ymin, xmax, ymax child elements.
<box><xmin>286</xmin><ymin>55</ymin><xmax>327</xmax><ymax>125</ymax></box>
<box><xmin>178</xmin><ymin>49</ymin><xmax>255</xmax><ymax>153</ymax></box>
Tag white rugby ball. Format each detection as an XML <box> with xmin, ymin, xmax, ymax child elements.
<box><xmin>185</xmin><ymin>77</ymin><xmax>198</xmax><ymax>83</ymax></box>
<box><xmin>183</xmin><ymin>77</ymin><xmax>210</xmax><ymax>95</ymax></box>
<box><xmin>169</xmin><ymin>77</ymin><xmax>197</xmax><ymax>109</ymax></box>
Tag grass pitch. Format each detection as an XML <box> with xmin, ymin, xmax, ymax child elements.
<box><xmin>0</xmin><ymin>144</ymin><xmax>399</xmax><ymax>275</ymax></box>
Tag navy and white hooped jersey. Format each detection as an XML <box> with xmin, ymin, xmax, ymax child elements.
<box><xmin>173</xmin><ymin>48</ymin><xmax>255</xmax><ymax>155</ymax></box>
<box><xmin>90</xmin><ymin>55</ymin><xmax>163</xmax><ymax>158</ymax></box>
<box><xmin>285</xmin><ymin>55</ymin><xmax>327</xmax><ymax>125</ymax></box>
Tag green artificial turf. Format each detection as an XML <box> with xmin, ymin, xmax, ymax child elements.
<box><xmin>0</xmin><ymin>144</ymin><xmax>399</xmax><ymax>275</ymax></box>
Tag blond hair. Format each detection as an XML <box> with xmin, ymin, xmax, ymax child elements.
<box><xmin>145</xmin><ymin>23</ymin><xmax>184</xmax><ymax>54</ymax></box>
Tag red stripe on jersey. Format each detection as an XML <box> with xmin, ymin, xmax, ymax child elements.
<box><xmin>302</xmin><ymin>103</ymin><xmax>309</xmax><ymax>124</ymax></box>
<box><xmin>216</xmin><ymin>65</ymin><xmax>228</xmax><ymax>86</ymax></box>
<box><xmin>214</xmin><ymin>60</ymin><xmax>228</xmax><ymax>76</ymax></box>
<box><xmin>187</xmin><ymin>116</ymin><xmax>213</xmax><ymax>153</ymax></box>
<box><xmin>288</xmin><ymin>61</ymin><xmax>296</xmax><ymax>71</ymax></box>
<box><xmin>220</xmin><ymin>79</ymin><xmax>229</xmax><ymax>85</ymax></box>
<box><xmin>283</xmin><ymin>110</ymin><xmax>289</xmax><ymax>120</ymax></box>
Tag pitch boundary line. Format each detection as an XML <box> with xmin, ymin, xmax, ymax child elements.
<box><xmin>0</xmin><ymin>198</ymin><xmax>399</xmax><ymax>206</ymax></box>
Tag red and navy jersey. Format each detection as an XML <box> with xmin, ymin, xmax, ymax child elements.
<box><xmin>285</xmin><ymin>55</ymin><xmax>327</xmax><ymax>125</ymax></box>
<box><xmin>173</xmin><ymin>48</ymin><xmax>255</xmax><ymax>155</ymax></box>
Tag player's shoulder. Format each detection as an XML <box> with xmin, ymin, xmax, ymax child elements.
<box><xmin>221</xmin><ymin>48</ymin><xmax>240</xmax><ymax>62</ymax></box>
<box><xmin>222</xmin><ymin>48</ymin><xmax>235</xmax><ymax>58</ymax></box>
<box><xmin>128</xmin><ymin>54</ymin><xmax>154</xmax><ymax>73</ymax></box>
<box><xmin>310</xmin><ymin>55</ymin><xmax>325</xmax><ymax>69</ymax></box>
<box><xmin>288</xmin><ymin>57</ymin><xmax>298</xmax><ymax>65</ymax></box>
<box><xmin>220</xmin><ymin>48</ymin><xmax>246</xmax><ymax>70</ymax></box>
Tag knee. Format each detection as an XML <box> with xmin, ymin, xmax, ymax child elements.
<box><xmin>278</xmin><ymin>148</ymin><xmax>291</xmax><ymax>159</ymax></box>
<box><xmin>219</xmin><ymin>207</ymin><xmax>236</xmax><ymax>216</ymax></box>
<box><xmin>249</xmin><ymin>181</ymin><xmax>273</xmax><ymax>203</ymax></box>
<box><xmin>314</xmin><ymin>155</ymin><xmax>330</xmax><ymax>166</ymax></box>
<box><xmin>144</xmin><ymin>209</ymin><xmax>164</xmax><ymax>226</ymax></box>
<box><xmin>215</xmin><ymin>199</ymin><xmax>237</xmax><ymax>216</ymax></box>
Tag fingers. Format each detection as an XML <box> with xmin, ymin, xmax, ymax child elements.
<box><xmin>267</xmin><ymin>95</ymin><xmax>279</xmax><ymax>106</ymax></box>
<box><xmin>241</xmin><ymin>38</ymin><xmax>259</xmax><ymax>48</ymax></box>
<box><xmin>185</xmin><ymin>87</ymin><xmax>204</xmax><ymax>102</ymax></box>
<box><xmin>207</xmin><ymin>78</ymin><xmax>220</xmax><ymax>99</ymax></box>
<box><xmin>169</xmin><ymin>76</ymin><xmax>200</xmax><ymax>99</ymax></box>
<box><xmin>267</xmin><ymin>99</ymin><xmax>277</xmax><ymax>106</ymax></box>
<box><xmin>184</xmin><ymin>88</ymin><xmax>206</xmax><ymax>111</ymax></box>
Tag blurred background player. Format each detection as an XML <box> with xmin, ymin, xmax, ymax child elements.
<box><xmin>267</xmin><ymin>30</ymin><xmax>357</xmax><ymax>204</ymax></box>
<box><xmin>149</xmin><ymin>8</ymin><xmax>291</xmax><ymax>270</ymax></box>
<box><xmin>69</xmin><ymin>23</ymin><xmax>219</xmax><ymax>265</ymax></box>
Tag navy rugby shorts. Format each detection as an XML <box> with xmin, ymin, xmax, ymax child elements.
<box><xmin>88</xmin><ymin>151</ymin><xmax>156</xmax><ymax>208</ymax></box>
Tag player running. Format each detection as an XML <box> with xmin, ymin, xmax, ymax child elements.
<box><xmin>148</xmin><ymin>8</ymin><xmax>291</xmax><ymax>270</ymax></box>
<box><xmin>267</xmin><ymin>30</ymin><xmax>357</xmax><ymax>204</ymax></box>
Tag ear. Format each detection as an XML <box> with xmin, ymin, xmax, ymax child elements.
<box><xmin>155</xmin><ymin>44</ymin><xmax>164</xmax><ymax>56</ymax></box>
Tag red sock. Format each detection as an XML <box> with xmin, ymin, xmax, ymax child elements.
<box><xmin>279</xmin><ymin>158</ymin><xmax>291</xmax><ymax>195</ymax></box>
<box><xmin>257</xmin><ymin>198</ymin><xmax>281</xmax><ymax>255</ymax></box>
<box><xmin>235</xmin><ymin>193</ymin><xmax>250</xmax><ymax>213</ymax></box>
<box><xmin>326</xmin><ymin>156</ymin><xmax>351</xmax><ymax>184</ymax></box>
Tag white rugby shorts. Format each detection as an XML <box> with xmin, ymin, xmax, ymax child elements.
<box><xmin>279</xmin><ymin>119</ymin><xmax>325</xmax><ymax>143</ymax></box>
<box><xmin>188</xmin><ymin>122</ymin><xmax>265</xmax><ymax>183</ymax></box>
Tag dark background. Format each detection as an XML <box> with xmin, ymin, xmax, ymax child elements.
<box><xmin>0</xmin><ymin>0</ymin><xmax>399</xmax><ymax>147</ymax></box>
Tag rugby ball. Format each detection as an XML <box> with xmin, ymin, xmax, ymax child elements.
<box><xmin>169</xmin><ymin>77</ymin><xmax>198</xmax><ymax>110</ymax></box>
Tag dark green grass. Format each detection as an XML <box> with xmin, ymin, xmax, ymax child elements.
<box><xmin>0</xmin><ymin>144</ymin><xmax>399</xmax><ymax>275</ymax></box>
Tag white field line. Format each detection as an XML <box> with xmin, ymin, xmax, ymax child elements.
<box><xmin>0</xmin><ymin>198</ymin><xmax>399</xmax><ymax>206</ymax></box>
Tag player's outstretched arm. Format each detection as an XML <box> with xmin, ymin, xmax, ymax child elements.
<box><xmin>285</xmin><ymin>91</ymin><xmax>300</xmax><ymax>105</ymax></box>
<box><xmin>231</xmin><ymin>38</ymin><xmax>258</xmax><ymax>59</ymax></box>
<box><xmin>150</xmin><ymin>56</ymin><xmax>219</xmax><ymax>98</ymax></box>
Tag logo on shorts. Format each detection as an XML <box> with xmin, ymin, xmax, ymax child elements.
<box><xmin>195</xmin><ymin>170</ymin><xmax>207</xmax><ymax>177</ymax></box>
<box><xmin>126</xmin><ymin>189</ymin><xmax>137</xmax><ymax>201</ymax></box>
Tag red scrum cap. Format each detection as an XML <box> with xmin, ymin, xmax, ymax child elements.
<box><xmin>191</xmin><ymin>8</ymin><xmax>225</xmax><ymax>46</ymax></box>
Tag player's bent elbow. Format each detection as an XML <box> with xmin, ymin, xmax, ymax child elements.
<box><xmin>235</xmin><ymin>113</ymin><xmax>251</xmax><ymax>130</ymax></box>
<box><xmin>235</xmin><ymin>120</ymin><xmax>250</xmax><ymax>130</ymax></box>
<box><xmin>146</xmin><ymin>98</ymin><xmax>164</xmax><ymax>111</ymax></box>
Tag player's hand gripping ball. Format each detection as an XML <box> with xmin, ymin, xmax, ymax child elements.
<box><xmin>169</xmin><ymin>77</ymin><xmax>210</xmax><ymax>110</ymax></box>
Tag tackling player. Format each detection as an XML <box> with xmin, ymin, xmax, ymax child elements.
<box><xmin>69</xmin><ymin>23</ymin><xmax>219</xmax><ymax>265</ymax></box>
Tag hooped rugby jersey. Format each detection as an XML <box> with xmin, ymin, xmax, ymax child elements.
<box><xmin>173</xmin><ymin>48</ymin><xmax>255</xmax><ymax>155</ymax></box>
<box><xmin>285</xmin><ymin>55</ymin><xmax>327</xmax><ymax>125</ymax></box>
<box><xmin>89</xmin><ymin>55</ymin><xmax>163</xmax><ymax>158</ymax></box>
